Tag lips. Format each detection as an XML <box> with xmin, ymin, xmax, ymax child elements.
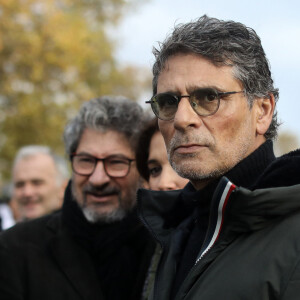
<box><xmin>24</xmin><ymin>201</ymin><xmax>39</xmax><ymax>207</ymax></box>
<box><xmin>85</xmin><ymin>192</ymin><xmax>118</xmax><ymax>203</ymax></box>
<box><xmin>83</xmin><ymin>184</ymin><xmax>119</xmax><ymax>198</ymax></box>
<box><xmin>87</xmin><ymin>191</ymin><xmax>117</xmax><ymax>198</ymax></box>
<box><xmin>20</xmin><ymin>198</ymin><xmax>41</xmax><ymax>205</ymax></box>
<box><xmin>174</xmin><ymin>144</ymin><xmax>206</xmax><ymax>154</ymax></box>
<box><xmin>175</xmin><ymin>143</ymin><xmax>201</xmax><ymax>149</ymax></box>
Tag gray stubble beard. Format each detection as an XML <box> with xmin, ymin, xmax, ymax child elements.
<box><xmin>81</xmin><ymin>202</ymin><xmax>127</xmax><ymax>224</ymax></box>
<box><xmin>71</xmin><ymin>184</ymin><xmax>137</xmax><ymax>224</ymax></box>
<box><xmin>169</xmin><ymin>152</ymin><xmax>227</xmax><ymax>182</ymax></box>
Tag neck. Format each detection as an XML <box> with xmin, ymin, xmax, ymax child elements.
<box><xmin>191</xmin><ymin>178</ymin><xmax>213</xmax><ymax>191</ymax></box>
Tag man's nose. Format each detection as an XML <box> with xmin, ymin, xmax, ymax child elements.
<box><xmin>173</xmin><ymin>98</ymin><xmax>203</xmax><ymax>130</ymax></box>
<box><xmin>22</xmin><ymin>184</ymin><xmax>35</xmax><ymax>197</ymax></box>
<box><xmin>88</xmin><ymin>161</ymin><xmax>111</xmax><ymax>185</ymax></box>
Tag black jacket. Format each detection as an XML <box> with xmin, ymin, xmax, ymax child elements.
<box><xmin>138</xmin><ymin>148</ymin><xmax>300</xmax><ymax>300</ymax></box>
<box><xmin>0</xmin><ymin>183</ymin><xmax>155</xmax><ymax>300</ymax></box>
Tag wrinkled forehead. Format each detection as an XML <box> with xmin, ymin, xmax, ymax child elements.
<box><xmin>156</xmin><ymin>53</ymin><xmax>240</xmax><ymax>95</ymax></box>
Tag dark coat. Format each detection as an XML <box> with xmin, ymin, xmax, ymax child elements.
<box><xmin>0</xmin><ymin>208</ymin><xmax>155</xmax><ymax>300</ymax></box>
<box><xmin>138</xmin><ymin>149</ymin><xmax>300</xmax><ymax>300</ymax></box>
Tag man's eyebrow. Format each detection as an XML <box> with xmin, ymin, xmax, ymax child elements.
<box><xmin>15</xmin><ymin>180</ymin><xmax>25</xmax><ymax>185</ymax></box>
<box><xmin>156</xmin><ymin>89</ymin><xmax>179</xmax><ymax>95</ymax></box>
<box><xmin>31</xmin><ymin>178</ymin><xmax>45</xmax><ymax>183</ymax></box>
<box><xmin>75</xmin><ymin>152</ymin><xmax>132</xmax><ymax>159</ymax></box>
<box><xmin>186</xmin><ymin>85</ymin><xmax>223</xmax><ymax>94</ymax></box>
<box><xmin>75</xmin><ymin>151</ymin><xmax>92</xmax><ymax>156</ymax></box>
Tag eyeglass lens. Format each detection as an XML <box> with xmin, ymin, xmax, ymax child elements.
<box><xmin>72</xmin><ymin>155</ymin><xmax>131</xmax><ymax>177</ymax></box>
<box><xmin>151</xmin><ymin>88</ymin><xmax>220</xmax><ymax>120</ymax></box>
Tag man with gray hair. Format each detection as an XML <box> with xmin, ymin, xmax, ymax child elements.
<box><xmin>0</xmin><ymin>96</ymin><xmax>155</xmax><ymax>300</ymax></box>
<box><xmin>138</xmin><ymin>15</ymin><xmax>300</xmax><ymax>299</ymax></box>
<box><xmin>12</xmin><ymin>145</ymin><xmax>69</xmax><ymax>221</ymax></box>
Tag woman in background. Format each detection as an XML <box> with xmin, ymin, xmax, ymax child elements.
<box><xmin>136</xmin><ymin>118</ymin><xmax>189</xmax><ymax>299</ymax></box>
<box><xmin>136</xmin><ymin>118</ymin><xmax>188</xmax><ymax>191</ymax></box>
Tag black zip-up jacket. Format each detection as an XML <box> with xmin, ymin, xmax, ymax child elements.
<box><xmin>138</xmin><ymin>149</ymin><xmax>300</xmax><ymax>300</ymax></box>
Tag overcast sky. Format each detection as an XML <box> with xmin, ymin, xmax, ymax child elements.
<box><xmin>115</xmin><ymin>0</ymin><xmax>300</xmax><ymax>142</ymax></box>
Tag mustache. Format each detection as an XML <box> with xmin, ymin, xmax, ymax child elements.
<box><xmin>83</xmin><ymin>184</ymin><xmax>120</xmax><ymax>197</ymax></box>
<box><xmin>18</xmin><ymin>197</ymin><xmax>42</xmax><ymax>204</ymax></box>
<box><xmin>168</xmin><ymin>132</ymin><xmax>212</xmax><ymax>152</ymax></box>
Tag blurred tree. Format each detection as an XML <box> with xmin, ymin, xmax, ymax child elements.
<box><xmin>0</xmin><ymin>0</ymin><xmax>150</xmax><ymax>182</ymax></box>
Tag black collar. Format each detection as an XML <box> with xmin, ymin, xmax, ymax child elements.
<box><xmin>164</xmin><ymin>140</ymin><xmax>276</xmax><ymax>227</ymax></box>
<box><xmin>61</xmin><ymin>182</ymin><xmax>140</xmax><ymax>255</ymax></box>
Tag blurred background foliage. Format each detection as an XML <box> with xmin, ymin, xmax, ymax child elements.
<box><xmin>0</xmin><ymin>0</ymin><xmax>151</xmax><ymax>183</ymax></box>
<box><xmin>0</xmin><ymin>0</ymin><xmax>298</xmax><ymax>189</ymax></box>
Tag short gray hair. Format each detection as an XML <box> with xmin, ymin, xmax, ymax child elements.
<box><xmin>13</xmin><ymin>145</ymin><xmax>69</xmax><ymax>186</ymax></box>
<box><xmin>152</xmin><ymin>15</ymin><xmax>279</xmax><ymax>140</ymax></box>
<box><xmin>63</xmin><ymin>95</ymin><xmax>148</xmax><ymax>156</ymax></box>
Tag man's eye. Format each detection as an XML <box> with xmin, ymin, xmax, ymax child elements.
<box><xmin>192</xmin><ymin>89</ymin><xmax>218</xmax><ymax>103</ymax></box>
<box><xmin>206</xmin><ymin>93</ymin><xmax>218</xmax><ymax>101</ymax></box>
<box><xmin>109</xmin><ymin>159</ymin><xmax>127</xmax><ymax>165</ymax></box>
<box><xmin>32</xmin><ymin>180</ymin><xmax>44</xmax><ymax>186</ymax></box>
<box><xmin>149</xmin><ymin>166</ymin><xmax>162</xmax><ymax>178</ymax></box>
<box><xmin>15</xmin><ymin>182</ymin><xmax>25</xmax><ymax>188</ymax></box>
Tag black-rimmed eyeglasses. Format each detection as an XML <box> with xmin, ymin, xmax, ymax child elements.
<box><xmin>70</xmin><ymin>154</ymin><xmax>135</xmax><ymax>178</ymax></box>
<box><xmin>145</xmin><ymin>88</ymin><xmax>244</xmax><ymax>121</ymax></box>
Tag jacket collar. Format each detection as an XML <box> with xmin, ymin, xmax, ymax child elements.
<box><xmin>138</xmin><ymin>176</ymin><xmax>300</xmax><ymax>247</ymax></box>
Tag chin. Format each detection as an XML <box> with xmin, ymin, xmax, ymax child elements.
<box><xmin>172</xmin><ymin>160</ymin><xmax>225</xmax><ymax>182</ymax></box>
<box><xmin>82</xmin><ymin>205</ymin><xmax>127</xmax><ymax>224</ymax></box>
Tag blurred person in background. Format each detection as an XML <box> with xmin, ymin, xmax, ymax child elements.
<box><xmin>0</xmin><ymin>96</ymin><xmax>155</xmax><ymax>300</ymax></box>
<box><xmin>11</xmin><ymin>145</ymin><xmax>69</xmax><ymax>221</ymax></box>
<box><xmin>136</xmin><ymin>118</ymin><xmax>188</xmax><ymax>191</ymax></box>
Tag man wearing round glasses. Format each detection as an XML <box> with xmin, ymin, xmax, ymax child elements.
<box><xmin>0</xmin><ymin>96</ymin><xmax>155</xmax><ymax>300</ymax></box>
<box><xmin>138</xmin><ymin>15</ymin><xmax>300</xmax><ymax>300</ymax></box>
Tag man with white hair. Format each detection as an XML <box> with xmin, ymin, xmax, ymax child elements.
<box><xmin>12</xmin><ymin>145</ymin><xmax>69</xmax><ymax>221</ymax></box>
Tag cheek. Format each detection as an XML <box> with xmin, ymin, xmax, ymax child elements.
<box><xmin>72</xmin><ymin>174</ymin><xmax>86</xmax><ymax>193</ymax></box>
<box><xmin>14</xmin><ymin>188</ymin><xmax>21</xmax><ymax>196</ymax></box>
<box><xmin>209</xmin><ymin>112</ymin><xmax>242</xmax><ymax>141</ymax></box>
<box><xmin>176</xmin><ymin>178</ymin><xmax>189</xmax><ymax>189</ymax></box>
<box><xmin>43</xmin><ymin>181</ymin><xmax>56</xmax><ymax>191</ymax></box>
<box><xmin>149</xmin><ymin>176</ymin><xmax>159</xmax><ymax>189</ymax></box>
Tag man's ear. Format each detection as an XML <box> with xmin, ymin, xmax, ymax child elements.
<box><xmin>255</xmin><ymin>94</ymin><xmax>275</xmax><ymax>136</ymax></box>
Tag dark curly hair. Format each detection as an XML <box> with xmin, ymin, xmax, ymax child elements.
<box><xmin>135</xmin><ymin>118</ymin><xmax>159</xmax><ymax>181</ymax></box>
<box><xmin>64</xmin><ymin>96</ymin><xmax>147</xmax><ymax>156</ymax></box>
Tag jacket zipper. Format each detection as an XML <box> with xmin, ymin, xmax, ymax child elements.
<box><xmin>174</xmin><ymin>182</ymin><xmax>236</xmax><ymax>299</ymax></box>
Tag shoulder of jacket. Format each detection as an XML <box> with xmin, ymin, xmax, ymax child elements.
<box><xmin>0</xmin><ymin>212</ymin><xmax>61</xmax><ymax>247</ymax></box>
